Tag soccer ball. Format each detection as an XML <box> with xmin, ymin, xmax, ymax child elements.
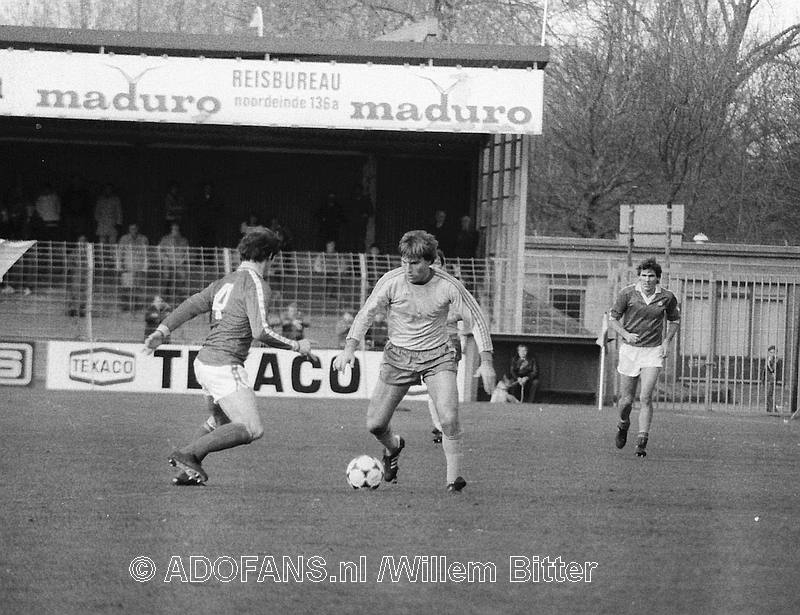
<box><xmin>346</xmin><ymin>455</ymin><xmax>384</xmax><ymax>489</ymax></box>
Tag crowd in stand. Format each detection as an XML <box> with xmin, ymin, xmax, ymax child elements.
<box><xmin>1</xmin><ymin>179</ymin><xmax>483</xmax><ymax>342</ymax></box>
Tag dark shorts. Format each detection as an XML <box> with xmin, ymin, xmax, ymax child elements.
<box><xmin>380</xmin><ymin>340</ymin><xmax>459</xmax><ymax>386</ymax></box>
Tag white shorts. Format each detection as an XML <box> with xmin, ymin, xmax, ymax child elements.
<box><xmin>193</xmin><ymin>359</ymin><xmax>251</xmax><ymax>403</ymax></box>
<box><xmin>193</xmin><ymin>359</ymin><xmax>262</xmax><ymax>439</ymax></box>
<box><xmin>617</xmin><ymin>344</ymin><xmax>663</xmax><ymax>377</ymax></box>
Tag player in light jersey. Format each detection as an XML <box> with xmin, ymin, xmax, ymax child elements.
<box><xmin>333</xmin><ymin>230</ymin><xmax>496</xmax><ymax>492</ymax></box>
<box><xmin>608</xmin><ymin>257</ymin><xmax>680</xmax><ymax>457</ymax></box>
<box><xmin>143</xmin><ymin>230</ymin><xmax>312</xmax><ymax>485</ymax></box>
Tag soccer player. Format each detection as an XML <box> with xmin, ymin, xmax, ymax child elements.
<box><xmin>608</xmin><ymin>257</ymin><xmax>680</xmax><ymax>457</ymax></box>
<box><xmin>333</xmin><ymin>230</ymin><xmax>496</xmax><ymax>492</ymax></box>
<box><xmin>143</xmin><ymin>230</ymin><xmax>312</xmax><ymax>485</ymax></box>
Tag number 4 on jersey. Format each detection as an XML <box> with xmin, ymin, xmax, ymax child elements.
<box><xmin>212</xmin><ymin>283</ymin><xmax>234</xmax><ymax>320</ymax></box>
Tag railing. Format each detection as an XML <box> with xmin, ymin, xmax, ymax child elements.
<box><xmin>0</xmin><ymin>241</ymin><xmax>504</xmax><ymax>348</ymax></box>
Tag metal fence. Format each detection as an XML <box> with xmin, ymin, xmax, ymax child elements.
<box><xmin>0</xmin><ymin>241</ymin><xmax>498</xmax><ymax>349</ymax></box>
<box><xmin>4</xmin><ymin>241</ymin><xmax>798</xmax><ymax>413</ymax></box>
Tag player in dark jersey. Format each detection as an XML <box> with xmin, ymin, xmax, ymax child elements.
<box><xmin>143</xmin><ymin>230</ymin><xmax>312</xmax><ymax>485</ymax></box>
<box><xmin>607</xmin><ymin>257</ymin><xmax>680</xmax><ymax>457</ymax></box>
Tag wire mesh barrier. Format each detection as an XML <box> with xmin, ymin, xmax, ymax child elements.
<box><xmin>0</xmin><ymin>242</ymin><xmax>500</xmax><ymax>349</ymax></box>
<box><xmin>3</xmin><ymin>241</ymin><xmax>799</xmax><ymax>413</ymax></box>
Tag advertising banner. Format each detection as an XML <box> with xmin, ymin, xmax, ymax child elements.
<box><xmin>45</xmin><ymin>342</ymin><xmax>437</xmax><ymax>400</ymax></box>
<box><xmin>0</xmin><ymin>49</ymin><xmax>543</xmax><ymax>134</ymax></box>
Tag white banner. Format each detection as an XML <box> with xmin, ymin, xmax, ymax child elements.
<box><xmin>0</xmin><ymin>49</ymin><xmax>543</xmax><ymax>134</ymax></box>
<box><xmin>45</xmin><ymin>342</ymin><xmax>436</xmax><ymax>400</ymax></box>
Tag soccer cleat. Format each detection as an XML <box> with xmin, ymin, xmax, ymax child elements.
<box><xmin>431</xmin><ymin>428</ymin><xmax>442</xmax><ymax>444</ymax></box>
<box><xmin>168</xmin><ymin>450</ymin><xmax>208</xmax><ymax>484</ymax></box>
<box><xmin>447</xmin><ymin>477</ymin><xmax>467</xmax><ymax>492</ymax></box>
<box><xmin>615</xmin><ymin>422</ymin><xmax>630</xmax><ymax>449</ymax></box>
<box><xmin>635</xmin><ymin>436</ymin><xmax>648</xmax><ymax>457</ymax></box>
<box><xmin>382</xmin><ymin>436</ymin><xmax>405</xmax><ymax>483</ymax></box>
<box><xmin>172</xmin><ymin>471</ymin><xmax>204</xmax><ymax>486</ymax></box>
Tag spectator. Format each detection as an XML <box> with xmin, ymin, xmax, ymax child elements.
<box><xmin>336</xmin><ymin>310</ymin><xmax>355</xmax><ymax>348</ymax></box>
<box><xmin>313</xmin><ymin>240</ymin><xmax>347</xmax><ymax>299</ymax></box>
<box><xmin>196</xmin><ymin>182</ymin><xmax>225</xmax><ymax>248</ymax></box>
<box><xmin>316</xmin><ymin>192</ymin><xmax>346</xmax><ymax>250</ymax></box>
<box><xmin>365</xmin><ymin>310</ymin><xmax>389</xmax><ymax>350</ymax></box>
<box><xmin>163</xmin><ymin>182</ymin><xmax>186</xmax><ymax>234</ymax></box>
<box><xmin>240</xmin><ymin>212</ymin><xmax>265</xmax><ymax>237</ymax></box>
<box><xmin>280</xmin><ymin>302</ymin><xmax>309</xmax><ymax>341</ymax></box>
<box><xmin>61</xmin><ymin>175</ymin><xmax>92</xmax><ymax>241</ymax></box>
<box><xmin>144</xmin><ymin>295</ymin><xmax>172</xmax><ymax>340</ymax></box>
<box><xmin>765</xmin><ymin>345</ymin><xmax>778</xmax><ymax>413</ymax></box>
<box><xmin>35</xmin><ymin>182</ymin><xmax>61</xmax><ymax>241</ymax></box>
<box><xmin>453</xmin><ymin>215</ymin><xmax>479</xmax><ymax>258</ymax></box>
<box><xmin>116</xmin><ymin>223</ymin><xmax>149</xmax><ymax>311</ymax></box>
<box><xmin>95</xmin><ymin>183</ymin><xmax>123</xmax><ymax>244</ymax></box>
<box><xmin>158</xmin><ymin>222</ymin><xmax>189</xmax><ymax>306</ymax></box>
<box><xmin>0</xmin><ymin>205</ymin><xmax>14</xmax><ymax>238</ymax></box>
<box><xmin>67</xmin><ymin>234</ymin><xmax>90</xmax><ymax>317</ymax></box>
<box><xmin>490</xmin><ymin>375</ymin><xmax>521</xmax><ymax>403</ymax></box>
<box><xmin>366</xmin><ymin>243</ymin><xmax>387</xmax><ymax>289</ymax></box>
<box><xmin>425</xmin><ymin>209</ymin><xmax>456</xmax><ymax>256</ymax></box>
<box><xmin>269</xmin><ymin>216</ymin><xmax>294</xmax><ymax>252</ymax></box>
<box><xmin>507</xmin><ymin>344</ymin><xmax>539</xmax><ymax>403</ymax></box>
<box><xmin>349</xmin><ymin>183</ymin><xmax>373</xmax><ymax>253</ymax></box>
<box><xmin>18</xmin><ymin>202</ymin><xmax>44</xmax><ymax>240</ymax></box>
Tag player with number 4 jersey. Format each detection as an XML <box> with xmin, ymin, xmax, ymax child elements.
<box><xmin>142</xmin><ymin>230</ymin><xmax>313</xmax><ymax>485</ymax></box>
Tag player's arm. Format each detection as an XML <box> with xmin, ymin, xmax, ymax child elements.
<box><xmin>448</xmin><ymin>280</ymin><xmax>496</xmax><ymax>395</ymax></box>
<box><xmin>608</xmin><ymin>290</ymin><xmax>639</xmax><ymax>344</ymax></box>
<box><xmin>246</xmin><ymin>279</ymin><xmax>311</xmax><ymax>355</ymax></box>
<box><xmin>333</xmin><ymin>273</ymin><xmax>391</xmax><ymax>372</ymax></box>
<box><xmin>661</xmin><ymin>295</ymin><xmax>681</xmax><ymax>357</ymax></box>
<box><xmin>142</xmin><ymin>288</ymin><xmax>213</xmax><ymax>354</ymax></box>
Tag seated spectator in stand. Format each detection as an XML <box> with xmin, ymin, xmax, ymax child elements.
<box><xmin>116</xmin><ymin>223</ymin><xmax>149</xmax><ymax>311</ymax></box>
<box><xmin>507</xmin><ymin>344</ymin><xmax>539</xmax><ymax>403</ymax></box>
<box><xmin>67</xmin><ymin>234</ymin><xmax>90</xmax><ymax>317</ymax></box>
<box><xmin>95</xmin><ymin>183</ymin><xmax>123</xmax><ymax>244</ymax></box>
<box><xmin>144</xmin><ymin>295</ymin><xmax>172</xmax><ymax>341</ymax></box>
<box><xmin>490</xmin><ymin>375</ymin><xmax>521</xmax><ymax>404</ymax></box>
<box><xmin>196</xmin><ymin>182</ymin><xmax>225</xmax><ymax>247</ymax></box>
<box><xmin>280</xmin><ymin>302</ymin><xmax>310</xmax><ymax>340</ymax></box>
<box><xmin>336</xmin><ymin>310</ymin><xmax>355</xmax><ymax>349</ymax></box>
<box><xmin>35</xmin><ymin>182</ymin><xmax>62</xmax><ymax>241</ymax></box>
<box><xmin>365</xmin><ymin>310</ymin><xmax>389</xmax><ymax>350</ymax></box>
<box><xmin>158</xmin><ymin>222</ymin><xmax>189</xmax><ymax>305</ymax></box>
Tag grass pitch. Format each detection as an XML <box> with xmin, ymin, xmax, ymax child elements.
<box><xmin>1</xmin><ymin>388</ymin><xmax>799</xmax><ymax>614</ymax></box>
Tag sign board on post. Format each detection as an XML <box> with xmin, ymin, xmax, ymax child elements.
<box><xmin>618</xmin><ymin>204</ymin><xmax>684</xmax><ymax>248</ymax></box>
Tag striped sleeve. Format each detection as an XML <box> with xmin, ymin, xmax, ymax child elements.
<box><xmin>347</xmin><ymin>268</ymin><xmax>397</xmax><ymax>343</ymax></box>
<box><xmin>160</xmin><ymin>285</ymin><xmax>214</xmax><ymax>333</ymax></box>
<box><xmin>243</xmin><ymin>269</ymin><xmax>297</xmax><ymax>351</ymax></box>
<box><xmin>439</xmin><ymin>270</ymin><xmax>493</xmax><ymax>353</ymax></box>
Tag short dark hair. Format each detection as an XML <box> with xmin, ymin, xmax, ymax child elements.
<box><xmin>637</xmin><ymin>257</ymin><xmax>662</xmax><ymax>279</ymax></box>
<box><xmin>398</xmin><ymin>230</ymin><xmax>438</xmax><ymax>263</ymax></box>
<box><xmin>768</xmin><ymin>345</ymin><xmax>776</xmax><ymax>351</ymax></box>
<box><xmin>238</xmin><ymin>229</ymin><xmax>281</xmax><ymax>262</ymax></box>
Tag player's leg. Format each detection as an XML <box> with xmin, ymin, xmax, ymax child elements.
<box><xmin>428</xmin><ymin>397</ymin><xmax>443</xmax><ymax>442</ymax></box>
<box><xmin>186</xmin><ymin>387</ymin><xmax>263</xmax><ymax>461</ymax></box>
<box><xmin>635</xmin><ymin>366</ymin><xmax>660</xmax><ymax>456</ymax></box>
<box><xmin>367</xmin><ymin>378</ymin><xmax>409</xmax><ymax>482</ymax></box>
<box><xmin>425</xmin><ymin>370</ymin><xmax>466</xmax><ymax>491</ymax></box>
<box><xmin>615</xmin><ymin>374</ymin><xmax>638</xmax><ymax>448</ymax></box>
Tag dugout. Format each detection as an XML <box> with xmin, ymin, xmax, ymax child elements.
<box><xmin>0</xmin><ymin>25</ymin><xmax>547</xmax><ymax>333</ymax></box>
